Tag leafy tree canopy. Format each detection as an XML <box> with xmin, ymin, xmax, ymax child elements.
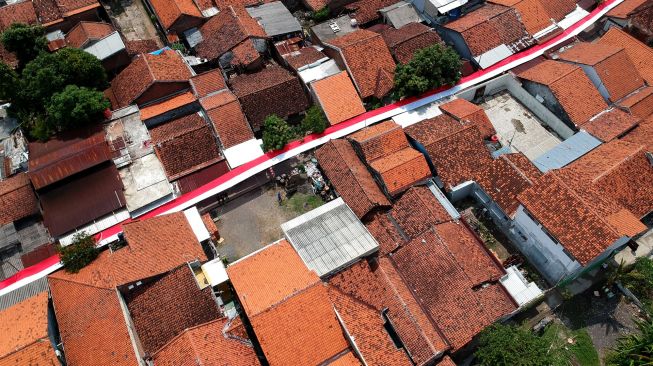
<box><xmin>606</xmin><ymin>319</ymin><xmax>653</xmax><ymax>366</ymax></box>
<box><xmin>0</xmin><ymin>62</ymin><xmax>18</xmax><ymax>101</ymax></box>
<box><xmin>475</xmin><ymin>324</ymin><xmax>555</xmax><ymax>366</ymax></box>
<box><xmin>300</xmin><ymin>106</ymin><xmax>328</xmax><ymax>135</ymax></box>
<box><xmin>394</xmin><ymin>44</ymin><xmax>462</xmax><ymax>98</ymax></box>
<box><xmin>262</xmin><ymin>114</ymin><xmax>295</xmax><ymax>152</ymax></box>
<box><xmin>58</xmin><ymin>233</ymin><xmax>100</xmax><ymax>273</ymax></box>
<box><xmin>45</xmin><ymin>85</ymin><xmax>109</xmax><ymax>134</ymax></box>
<box><xmin>0</xmin><ymin>23</ymin><xmax>47</xmax><ymax>68</ymax></box>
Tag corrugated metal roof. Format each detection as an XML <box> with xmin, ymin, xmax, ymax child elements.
<box><xmin>246</xmin><ymin>1</ymin><xmax>301</xmax><ymax>37</ymax></box>
<box><xmin>0</xmin><ymin>276</ymin><xmax>48</xmax><ymax>311</ymax></box>
<box><xmin>533</xmin><ymin>131</ymin><xmax>602</xmax><ymax>172</ymax></box>
<box><xmin>281</xmin><ymin>198</ymin><xmax>379</xmax><ymax>277</ymax></box>
<box><xmin>83</xmin><ymin>31</ymin><xmax>125</xmax><ymax>60</ymax></box>
<box><xmin>40</xmin><ymin>163</ymin><xmax>125</xmax><ymax>237</ymax></box>
<box><xmin>379</xmin><ymin>1</ymin><xmax>423</xmax><ymax>29</ymax></box>
<box><xmin>28</xmin><ymin>128</ymin><xmax>113</xmax><ymax>190</ymax></box>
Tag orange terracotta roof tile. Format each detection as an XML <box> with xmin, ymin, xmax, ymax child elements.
<box><xmin>599</xmin><ymin>27</ymin><xmax>653</xmax><ymax>85</ymax></box>
<box><xmin>250</xmin><ymin>283</ymin><xmax>352</xmax><ymax>366</ymax></box>
<box><xmin>65</xmin><ymin>21</ymin><xmax>114</xmax><ymax>48</ymax></box>
<box><xmin>0</xmin><ymin>338</ymin><xmax>59</xmax><ymax>366</ymax></box>
<box><xmin>348</xmin><ymin>120</ymin><xmax>408</xmax><ymax>161</ymax></box>
<box><xmin>202</xmin><ymin>90</ymin><xmax>255</xmax><ymax>148</ymax></box>
<box><xmin>231</xmin><ymin>40</ymin><xmax>262</xmax><ymax>67</ymax></box>
<box><xmin>344</xmin><ymin>0</ymin><xmax>397</xmax><ymax>24</ymax></box>
<box><xmin>405</xmin><ymin>121</ymin><xmax>493</xmax><ymax>189</ymax></box>
<box><xmin>149</xmin><ymin>0</ymin><xmax>202</xmax><ymax>31</ymax></box>
<box><xmin>311</xmin><ymin>71</ymin><xmax>366</xmax><ymax>125</ymax></box>
<box><xmin>439</xmin><ymin>98</ymin><xmax>496</xmax><ymax>139</ymax></box>
<box><xmin>196</xmin><ymin>6</ymin><xmax>266</xmax><ymax>60</ymax></box>
<box><xmin>0</xmin><ymin>1</ymin><xmax>37</xmax><ymax>32</ymax></box>
<box><xmin>607</xmin><ymin>0</ymin><xmax>649</xmax><ymax>18</ymax></box>
<box><xmin>369</xmin><ymin>147</ymin><xmax>431</xmax><ymax>196</ymax></box>
<box><xmin>582</xmin><ymin>108</ymin><xmax>640</xmax><ymax>142</ymax></box>
<box><xmin>152</xmin><ymin>318</ymin><xmax>260</xmax><ymax>366</ymax></box>
<box><xmin>444</xmin><ymin>3</ymin><xmax>533</xmax><ymax>58</ymax></box>
<box><xmin>326</xmin><ymin>30</ymin><xmax>396</xmax><ymax>99</ymax></box>
<box><xmin>315</xmin><ymin>139</ymin><xmax>390</xmax><ymax>219</ymax></box>
<box><xmin>190</xmin><ymin>69</ymin><xmax>226</xmax><ymax>97</ymax></box>
<box><xmin>227</xmin><ymin>240</ymin><xmax>320</xmax><ymax>316</ymax></box>
<box><xmin>380</xmin><ymin>23</ymin><xmax>443</xmax><ymax>64</ymax></box>
<box><xmin>474</xmin><ymin>153</ymin><xmax>542</xmax><ymax>217</ymax></box>
<box><xmin>617</xmin><ymin>86</ymin><xmax>653</xmax><ymax>119</ymax></box>
<box><xmin>0</xmin><ymin>173</ymin><xmax>38</xmax><ymax>226</ymax></box>
<box><xmin>517</xmin><ymin>172</ymin><xmax>643</xmax><ymax>265</ymax></box>
<box><xmin>148</xmin><ymin>112</ymin><xmax>206</xmax><ymax>143</ymax></box>
<box><xmin>0</xmin><ymin>292</ymin><xmax>50</xmax><ymax>359</ymax></box>
<box><xmin>560</xmin><ymin>139</ymin><xmax>653</xmax><ymax>218</ymax></box>
<box><xmin>111</xmin><ymin>50</ymin><xmax>192</xmax><ymax>107</ymax></box>
<box><xmin>139</xmin><ymin>92</ymin><xmax>196</xmax><ymax>121</ymax></box>
<box><xmin>390</xmin><ymin>186</ymin><xmax>453</xmax><ymax>238</ymax></box>
<box><xmin>328</xmin><ymin>352</ymin><xmax>362</xmax><ymax>366</ymax></box>
<box><xmin>558</xmin><ymin>43</ymin><xmax>645</xmax><ymax>101</ymax></box>
<box><xmin>622</xmin><ymin>114</ymin><xmax>653</xmax><ymax>151</ymax></box>
<box><xmin>518</xmin><ymin>60</ymin><xmax>608</xmax><ymax>126</ymax></box>
<box><xmin>283</xmin><ymin>46</ymin><xmax>326</xmax><ymax>71</ymax></box>
<box><xmin>489</xmin><ymin>0</ymin><xmax>575</xmax><ymax>34</ymax></box>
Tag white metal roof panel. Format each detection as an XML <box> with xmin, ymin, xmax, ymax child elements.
<box><xmin>533</xmin><ymin>131</ymin><xmax>602</xmax><ymax>172</ymax></box>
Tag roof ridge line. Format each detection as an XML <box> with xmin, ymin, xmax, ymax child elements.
<box><xmin>0</xmin><ymin>338</ymin><xmax>51</xmax><ymax>360</ymax></box>
<box><xmin>252</xmin><ymin>280</ymin><xmax>323</xmax><ymax>317</ymax></box>
<box><xmin>501</xmin><ymin>154</ymin><xmax>533</xmax><ymax>185</ymax></box>
<box><xmin>48</xmin><ymin>274</ymin><xmax>115</xmax><ymax>291</ymax></box>
<box><xmin>590</xmin><ymin>143</ymin><xmax>643</xmax><ymax>183</ymax></box>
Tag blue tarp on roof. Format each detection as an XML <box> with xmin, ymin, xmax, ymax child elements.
<box><xmin>533</xmin><ymin>131</ymin><xmax>602</xmax><ymax>172</ymax></box>
<box><xmin>149</xmin><ymin>47</ymin><xmax>171</xmax><ymax>55</ymax></box>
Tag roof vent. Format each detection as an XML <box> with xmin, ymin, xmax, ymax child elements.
<box><xmin>329</xmin><ymin>22</ymin><xmax>340</xmax><ymax>33</ymax></box>
<box><xmin>350</xmin><ymin>18</ymin><xmax>358</xmax><ymax>27</ymax></box>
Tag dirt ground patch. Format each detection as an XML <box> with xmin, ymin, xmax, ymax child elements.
<box><xmin>213</xmin><ymin>185</ymin><xmax>323</xmax><ymax>263</ymax></box>
<box><xmin>105</xmin><ymin>0</ymin><xmax>162</xmax><ymax>43</ymax></box>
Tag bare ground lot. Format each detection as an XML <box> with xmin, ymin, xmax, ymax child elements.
<box><xmin>104</xmin><ymin>0</ymin><xmax>162</xmax><ymax>43</ymax></box>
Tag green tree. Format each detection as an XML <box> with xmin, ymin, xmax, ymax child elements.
<box><xmin>0</xmin><ymin>23</ymin><xmax>47</xmax><ymax>68</ymax></box>
<box><xmin>300</xmin><ymin>106</ymin><xmax>328</xmax><ymax>135</ymax></box>
<box><xmin>622</xmin><ymin>257</ymin><xmax>653</xmax><ymax>313</ymax></box>
<box><xmin>44</xmin><ymin>85</ymin><xmax>109</xmax><ymax>137</ymax></box>
<box><xmin>312</xmin><ymin>7</ymin><xmax>330</xmax><ymax>22</ymax></box>
<box><xmin>0</xmin><ymin>62</ymin><xmax>18</xmax><ymax>101</ymax></box>
<box><xmin>58</xmin><ymin>233</ymin><xmax>100</xmax><ymax>273</ymax></box>
<box><xmin>605</xmin><ymin>320</ymin><xmax>653</xmax><ymax>366</ymax></box>
<box><xmin>475</xmin><ymin>324</ymin><xmax>555</xmax><ymax>366</ymax></box>
<box><xmin>393</xmin><ymin>44</ymin><xmax>462</xmax><ymax>98</ymax></box>
<box><xmin>262</xmin><ymin>114</ymin><xmax>295</xmax><ymax>152</ymax></box>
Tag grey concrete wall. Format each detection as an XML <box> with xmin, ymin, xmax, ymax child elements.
<box><xmin>520</xmin><ymin>80</ymin><xmax>576</xmax><ymax>136</ymax></box>
<box><xmin>578</xmin><ymin>63</ymin><xmax>611</xmax><ymax>102</ymax></box>
<box><xmin>436</xmin><ymin>28</ymin><xmax>472</xmax><ymax>61</ymax></box>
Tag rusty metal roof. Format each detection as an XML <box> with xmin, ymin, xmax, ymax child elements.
<box><xmin>28</xmin><ymin>128</ymin><xmax>113</xmax><ymax>190</ymax></box>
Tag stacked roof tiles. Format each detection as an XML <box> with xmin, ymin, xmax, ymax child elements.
<box><xmin>348</xmin><ymin>120</ymin><xmax>431</xmax><ymax>197</ymax></box>
<box><xmin>311</xmin><ymin>71</ymin><xmax>366</xmax><ymax>126</ymax></box>
<box><xmin>582</xmin><ymin>108</ymin><xmax>640</xmax><ymax>142</ymax></box>
<box><xmin>599</xmin><ymin>27</ymin><xmax>653</xmax><ymax>85</ymax></box>
<box><xmin>201</xmin><ymin>90</ymin><xmax>255</xmax><ymax>148</ymax></box>
<box><xmin>622</xmin><ymin>114</ymin><xmax>653</xmax><ymax>151</ymax></box>
<box><xmin>380</xmin><ymin>22</ymin><xmax>444</xmax><ymax>64</ymax></box>
<box><xmin>439</xmin><ymin>98</ymin><xmax>496</xmax><ymax>139</ymax></box>
<box><xmin>617</xmin><ymin>86</ymin><xmax>653</xmax><ymax>119</ymax></box>
<box><xmin>404</xmin><ymin>114</ymin><xmax>492</xmax><ymax>190</ymax></box>
<box><xmin>488</xmin><ymin>0</ymin><xmax>576</xmax><ymax>35</ymax></box>
<box><xmin>65</xmin><ymin>21</ymin><xmax>115</xmax><ymax>48</ymax></box>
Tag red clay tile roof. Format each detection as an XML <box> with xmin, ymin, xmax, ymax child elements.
<box><xmin>622</xmin><ymin>114</ymin><xmax>653</xmax><ymax>151</ymax></box>
<box><xmin>488</xmin><ymin>0</ymin><xmax>575</xmax><ymax>35</ymax></box>
<box><xmin>559</xmin><ymin>139</ymin><xmax>653</xmax><ymax>218</ymax></box>
<box><xmin>111</xmin><ymin>50</ymin><xmax>192</xmax><ymax>108</ymax></box>
<box><xmin>231</xmin><ymin>40</ymin><xmax>262</xmax><ymax>67</ymax></box>
<box><xmin>48</xmin><ymin>278</ymin><xmax>139</xmax><ymax>366</ymax></box>
<box><xmin>437</xmin><ymin>356</ymin><xmax>457</xmax><ymax>366</ymax></box>
<box><xmin>250</xmin><ymin>282</ymin><xmax>353</xmax><ymax>366</ymax></box>
<box><xmin>390</xmin><ymin>225</ymin><xmax>513</xmax><ymax>351</ymax></box>
<box><xmin>151</xmin><ymin>318</ymin><xmax>260</xmax><ymax>366</ymax></box>
<box><xmin>582</xmin><ymin>108</ymin><xmax>640</xmax><ymax>142</ymax></box>
<box><xmin>405</xmin><ymin>119</ymin><xmax>493</xmax><ymax>189</ymax></box>
<box><xmin>326</xmin><ymin>30</ymin><xmax>396</xmax><ymax>99</ymax></box>
<box><xmin>125</xmin><ymin>39</ymin><xmax>161</xmax><ymax>56</ymax></box>
<box><xmin>369</xmin><ymin>147</ymin><xmax>431</xmax><ymax>196</ymax></box>
<box><xmin>390</xmin><ymin>186</ymin><xmax>453</xmax><ymax>238</ymax></box>
<box><xmin>328</xmin><ymin>259</ymin><xmax>449</xmax><ymax>364</ymax></box>
<box><xmin>65</xmin><ymin>21</ymin><xmax>114</xmax><ymax>48</ymax></box>
<box><xmin>558</xmin><ymin>43</ymin><xmax>645</xmax><ymax>101</ymax></box>
<box><xmin>283</xmin><ymin>46</ymin><xmax>326</xmax><ymax>71</ymax></box>
<box><xmin>327</xmin><ymin>285</ymin><xmax>413</xmax><ymax>366</ymax></box>
<box><xmin>226</xmin><ymin>240</ymin><xmax>320</xmax><ymax>316</ymax></box>
<box><xmin>617</xmin><ymin>86</ymin><xmax>653</xmax><ymax>119</ymax></box>
<box><xmin>27</xmin><ymin>129</ymin><xmax>113</xmax><ymax>189</ymax></box>
<box><xmin>365</xmin><ymin>212</ymin><xmax>407</xmax><ymax>255</ymax></box>
<box><xmin>311</xmin><ymin>71</ymin><xmax>366</xmax><ymax>125</ymax></box>
<box><xmin>0</xmin><ymin>338</ymin><xmax>59</xmax><ymax>366</ymax></box>
<box><xmin>607</xmin><ymin>0</ymin><xmax>649</xmax><ymax>18</ymax></box>
<box><xmin>518</xmin><ymin>60</ymin><xmax>608</xmax><ymax>127</ymax></box>
<box><xmin>230</xmin><ymin>66</ymin><xmax>309</xmax><ymax>128</ymax></box>
<box><xmin>149</xmin><ymin>112</ymin><xmax>206</xmax><ymax>142</ymax></box>
<box><xmin>0</xmin><ymin>292</ymin><xmax>53</xmax><ymax>362</ymax></box>
<box><xmin>474</xmin><ymin>153</ymin><xmax>542</xmax><ymax>217</ymax></box>
<box><xmin>190</xmin><ymin>69</ymin><xmax>227</xmax><ymax>97</ymax></box>
<box><xmin>517</xmin><ymin>172</ymin><xmax>645</xmax><ymax>265</ymax></box>
<box><xmin>33</xmin><ymin>0</ymin><xmax>99</xmax><ymax>25</ymax></box>
<box><xmin>600</xmin><ymin>27</ymin><xmax>653</xmax><ymax>85</ymax></box>
<box><xmin>0</xmin><ymin>173</ymin><xmax>38</xmax><ymax>226</ymax></box>
<box><xmin>153</xmin><ymin>121</ymin><xmax>224</xmax><ymax>181</ymax></box>
<box><xmin>439</xmin><ymin>98</ymin><xmax>496</xmax><ymax>139</ymax></box>
<box><xmin>139</xmin><ymin>91</ymin><xmax>197</xmax><ymax>121</ymax></box>
<box><xmin>444</xmin><ymin>3</ymin><xmax>533</xmax><ymax>57</ymax></box>
<box><xmin>0</xmin><ymin>1</ymin><xmax>37</xmax><ymax>31</ymax></box>
<box><xmin>315</xmin><ymin>139</ymin><xmax>390</xmax><ymax>219</ymax></box>
<box><xmin>149</xmin><ymin>0</ymin><xmax>202</xmax><ymax>31</ymax></box>
<box><xmin>201</xmin><ymin>90</ymin><xmax>255</xmax><ymax>148</ymax></box>
<box><xmin>344</xmin><ymin>0</ymin><xmax>397</xmax><ymax>24</ymax></box>
<box><xmin>348</xmin><ymin>120</ymin><xmax>409</xmax><ymax>161</ymax></box>
<box><xmin>381</xmin><ymin>23</ymin><xmax>443</xmax><ymax>64</ymax></box>
<box><xmin>125</xmin><ymin>265</ymin><xmax>221</xmax><ymax>354</ymax></box>
<box><xmin>196</xmin><ymin>6</ymin><xmax>266</xmax><ymax>60</ymax></box>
